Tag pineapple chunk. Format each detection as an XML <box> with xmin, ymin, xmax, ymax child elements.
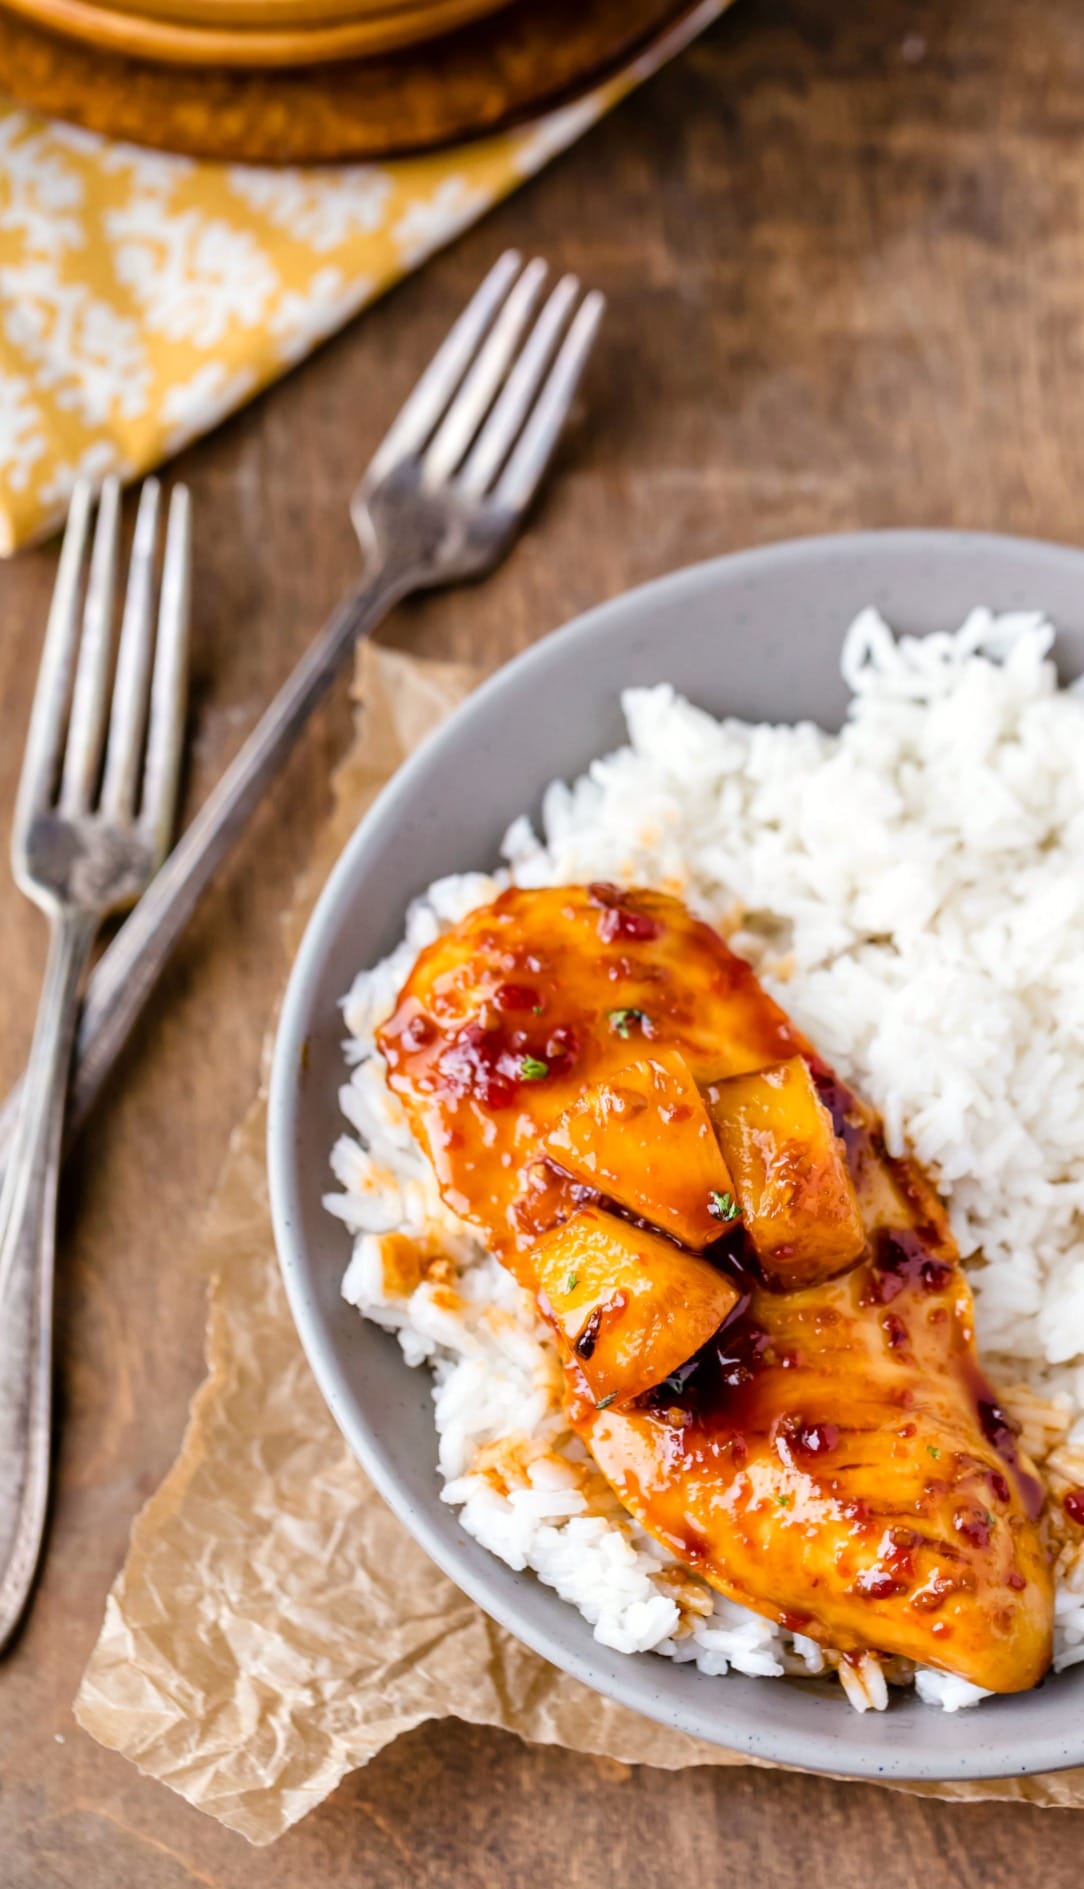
<box><xmin>705</xmin><ymin>1057</ymin><xmax>866</xmax><ymax>1289</ymax></box>
<box><xmin>532</xmin><ymin>1206</ymin><xmax>740</xmax><ymax>1407</ymax></box>
<box><xmin>543</xmin><ymin>1048</ymin><xmax>735</xmax><ymax>1251</ymax></box>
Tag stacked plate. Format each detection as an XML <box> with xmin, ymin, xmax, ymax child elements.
<box><xmin>3</xmin><ymin>0</ymin><xmax>514</xmax><ymax>64</ymax></box>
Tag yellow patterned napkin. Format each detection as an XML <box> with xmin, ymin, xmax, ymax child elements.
<box><xmin>0</xmin><ymin>2</ymin><xmax>725</xmax><ymax>555</ymax></box>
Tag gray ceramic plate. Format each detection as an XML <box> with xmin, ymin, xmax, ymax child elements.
<box><xmin>268</xmin><ymin>530</ymin><xmax>1084</xmax><ymax>1782</ymax></box>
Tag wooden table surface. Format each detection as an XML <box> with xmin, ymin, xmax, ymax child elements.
<box><xmin>3</xmin><ymin>0</ymin><xmax>1084</xmax><ymax>1880</ymax></box>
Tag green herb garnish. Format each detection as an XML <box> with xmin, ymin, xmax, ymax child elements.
<box><xmin>776</xmin><ymin>1494</ymin><xmax>792</xmax><ymax>1509</ymax></box>
<box><xmin>984</xmin><ymin>1510</ymin><xmax>996</xmax><ymax>1526</ymax></box>
<box><xmin>927</xmin><ymin>1445</ymin><xmax>941</xmax><ymax>1461</ymax></box>
<box><xmin>564</xmin><ymin>1272</ymin><xmax>579</xmax><ymax>1294</ymax></box>
<box><xmin>596</xmin><ymin>1393</ymin><xmax>618</xmax><ymax>1411</ymax></box>
<box><xmin>608</xmin><ymin>1007</ymin><xmax>648</xmax><ymax>1039</ymax></box>
<box><xmin>709</xmin><ymin>1190</ymin><xmax>741</xmax><ymax>1223</ymax></box>
<box><xmin>532</xmin><ymin>1004</ymin><xmax>543</xmax><ymax>1015</ymax></box>
<box><xmin>520</xmin><ymin>1056</ymin><xmax>549</xmax><ymax>1080</ymax></box>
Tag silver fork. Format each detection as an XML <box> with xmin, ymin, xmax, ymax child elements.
<box><xmin>0</xmin><ymin>251</ymin><xmax>605</xmax><ymax>1173</ymax></box>
<box><xmin>0</xmin><ymin>476</ymin><xmax>190</xmax><ymax>1652</ymax></box>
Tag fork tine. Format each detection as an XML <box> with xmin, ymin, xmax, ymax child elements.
<box><xmin>364</xmin><ymin>250</ymin><xmax>523</xmax><ymax>483</ymax></box>
<box><xmin>100</xmin><ymin>478</ymin><xmax>161</xmax><ymax>822</ymax></box>
<box><xmin>59</xmin><ymin>476</ymin><xmax>120</xmax><ymax>814</ymax></box>
<box><xmin>495</xmin><ymin>291</ymin><xmax>606</xmax><ymax>515</ymax></box>
<box><xmin>423</xmin><ymin>257</ymin><xmax>549</xmax><ymax>485</ymax></box>
<box><xmin>459</xmin><ymin>273</ymin><xmax>581</xmax><ymax>497</ymax></box>
<box><xmin>139</xmin><ymin>485</ymin><xmax>190</xmax><ymax>863</ymax></box>
<box><xmin>15</xmin><ymin>479</ymin><xmax>93</xmax><ymax>824</ymax></box>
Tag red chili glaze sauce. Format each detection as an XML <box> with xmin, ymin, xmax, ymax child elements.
<box><xmin>379</xmin><ymin>883</ymin><xmax>1054</xmax><ymax>1691</ymax></box>
<box><xmin>379</xmin><ymin>883</ymin><xmax>802</xmax><ymax>1282</ymax></box>
<box><xmin>575</xmin><ymin>1232</ymin><xmax>1051</xmax><ymax>1685</ymax></box>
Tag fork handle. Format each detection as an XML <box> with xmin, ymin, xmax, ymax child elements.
<box><xmin>0</xmin><ymin>554</ymin><xmax>415</xmax><ymax>1181</ymax></box>
<box><xmin>0</xmin><ymin>555</ymin><xmax>412</xmax><ymax>1648</ymax></box>
<box><xmin>0</xmin><ymin>908</ymin><xmax>97</xmax><ymax>1652</ymax></box>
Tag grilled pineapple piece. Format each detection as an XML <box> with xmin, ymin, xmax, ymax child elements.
<box><xmin>705</xmin><ymin>1056</ymin><xmax>867</xmax><ymax>1288</ymax></box>
<box><xmin>544</xmin><ymin>1049</ymin><xmax>735</xmax><ymax>1251</ymax></box>
<box><xmin>532</xmin><ymin>1205</ymin><xmax>739</xmax><ymax>1406</ymax></box>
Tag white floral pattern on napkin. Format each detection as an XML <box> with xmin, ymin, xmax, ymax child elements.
<box><xmin>0</xmin><ymin>2</ymin><xmax>726</xmax><ymax>555</ymax></box>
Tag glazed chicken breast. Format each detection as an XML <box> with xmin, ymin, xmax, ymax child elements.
<box><xmin>378</xmin><ymin>882</ymin><xmax>1054</xmax><ymax>1694</ymax></box>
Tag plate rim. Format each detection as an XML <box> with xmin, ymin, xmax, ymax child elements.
<box><xmin>268</xmin><ymin>528</ymin><xmax>1084</xmax><ymax>1782</ymax></box>
<box><xmin>0</xmin><ymin>0</ymin><xmax>510</xmax><ymax>65</ymax></box>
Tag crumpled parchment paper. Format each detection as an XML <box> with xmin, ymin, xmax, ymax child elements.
<box><xmin>74</xmin><ymin>641</ymin><xmax>1084</xmax><ymax>1843</ymax></box>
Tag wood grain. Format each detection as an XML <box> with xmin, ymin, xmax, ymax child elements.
<box><xmin>3</xmin><ymin>0</ymin><xmax>1084</xmax><ymax>1880</ymax></box>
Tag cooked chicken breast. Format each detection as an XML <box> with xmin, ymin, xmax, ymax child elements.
<box><xmin>379</xmin><ymin>882</ymin><xmax>1053</xmax><ymax>1692</ymax></box>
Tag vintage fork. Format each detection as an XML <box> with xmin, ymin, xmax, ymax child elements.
<box><xmin>0</xmin><ymin>476</ymin><xmax>190</xmax><ymax>1652</ymax></box>
<box><xmin>0</xmin><ymin>251</ymin><xmax>605</xmax><ymax>1168</ymax></box>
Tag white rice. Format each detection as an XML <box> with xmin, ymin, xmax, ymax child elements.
<box><xmin>327</xmin><ymin>607</ymin><xmax>1084</xmax><ymax>1712</ymax></box>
